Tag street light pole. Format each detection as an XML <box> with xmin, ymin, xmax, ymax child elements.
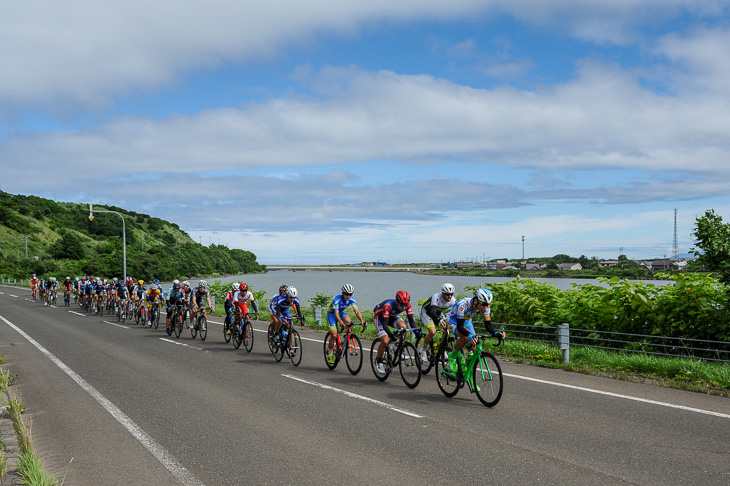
<box><xmin>522</xmin><ymin>235</ymin><xmax>525</xmax><ymax>260</ymax></box>
<box><xmin>89</xmin><ymin>204</ymin><xmax>127</xmax><ymax>281</ymax></box>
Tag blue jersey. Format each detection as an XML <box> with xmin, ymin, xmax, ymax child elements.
<box><xmin>446</xmin><ymin>297</ymin><xmax>490</xmax><ymax>324</ymax></box>
<box><xmin>328</xmin><ymin>294</ymin><xmax>358</xmax><ymax>314</ymax></box>
<box><xmin>270</xmin><ymin>294</ymin><xmax>300</xmax><ymax>314</ymax></box>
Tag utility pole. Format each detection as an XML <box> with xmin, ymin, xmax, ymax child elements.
<box><xmin>522</xmin><ymin>235</ymin><xmax>525</xmax><ymax>260</ymax></box>
<box><xmin>89</xmin><ymin>204</ymin><xmax>127</xmax><ymax>281</ymax></box>
<box><xmin>24</xmin><ymin>235</ymin><xmax>29</xmax><ymax>258</ymax></box>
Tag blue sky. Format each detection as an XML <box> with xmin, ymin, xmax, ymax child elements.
<box><xmin>2</xmin><ymin>1</ymin><xmax>730</xmax><ymax>264</ymax></box>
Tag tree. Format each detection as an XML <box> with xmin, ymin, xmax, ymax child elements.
<box><xmin>691</xmin><ymin>209</ymin><xmax>730</xmax><ymax>285</ymax></box>
<box><xmin>49</xmin><ymin>231</ymin><xmax>85</xmax><ymax>260</ymax></box>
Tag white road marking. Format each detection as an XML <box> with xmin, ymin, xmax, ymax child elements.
<box><xmin>0</xmin><ymin>314</ymin><xmax>205</xmax><ymax>486</ymax></box>
<box><xmin>68</xmin><ymin>311</ymin><xmax>86</xmax><ymax>317</ymax></box>
<box><xmin>283</xmin><ymin>374</ymin><xmax>424</xmax><ymax>418</ymax></box>
<box><xmin>160</xmin><ymin>338</ymin><xmax>203</xmax><ymax>351</ymax></box>
<box><xmin>102</xmin><ymin>321</ymin><xmax>130</xmax><ymax>329</ymax></box>
<box><xmin>9</xmin><ymin>294</ymin><xmax>18</xmax><ymax>298</ymax></box>
<box><xmin>504</xmin><ymin>373</ymin><xmax>730</xmax><ymax>419</ymax></box>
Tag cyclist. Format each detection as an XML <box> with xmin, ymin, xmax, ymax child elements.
<box><xmin>231</xmin><ymin>283</ymin><xmax>258</xmax><ymax>331</ymax></box>
<box><xmin>114</xmin><ymin>279</ymin><xmax>130</xmax><ymax>314</ymax></box>
<box><xmin>92</xmin><ymin>278</ymin><xmax>106</xmax><ymax>310</ymax></box>
<box><xmin>145</xmin><ymin>283</ymin><xmax>163</xmax><ymax>326</ymax></box>
<box><xmin>445</xmin><ymin>288</ymin><xmax>506</xmax><ymax>377</ymax></box>
<box><xmin>373</xmin><ymin>290</ymin><xmax>417</xmax><ymax>374</ymax></box>
<box><xmin>166</xmin><ymin>280</ymin><xmax>185</xmax><ymax>332</ymax></box>
<box><xmin>224</xmin><ymin>283</ymin><xmax>238</xmax><ymax>332</ymax></box>
<box><xmin>63</xmin><ymin>277</ymin><xmax>73</xmax><ymax>304</ymax></box>
<box><xmin>191</xmin><ymin>280</ymin><xmax>215</xmax><ymax>323</ymax></box>
<box><xmin>30</xmin><ymin>274</ymin><xmax>39</xmax><ymax>299</ymax></box>
<box><xmin>46</xmin><ymin>277</ymin><xmax>59</xmax><ymax>304</ymax></box>
<box><xmin>82</xmin><ymin>277</ymin><xmax>94</xmax><ymax>308</ymax></box>
<box><xmin>182</xmin><ymin>281</ymin><xmax>192</xmax><ymax>321</ymax></box>
<box><xmin>325</xmin><ymin>284</ymin><xmax>365</xmax><ymax>364</ymax></box>
<box><xmin>418</xmin><ymin>283</ymin><xmax>457</xmax><ymax>362</ymax></box>
<box><xmin>269</xmin><ymin>286</ymin><xmax>303</xmax><ymax>337</ymax></box>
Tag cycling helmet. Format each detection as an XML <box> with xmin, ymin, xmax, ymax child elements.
<box><xmin>279</xmin><ymin>284</ymin><xmax>288</xmax><ymax>295</ymax></box>
<box><xmin>198</xmin><ymin>280</ymin><xmax>207</xmax><ymax>288</ymax></box>
<box><xmin>285</xmin><ymin>286</ymin><xmax>298</xmax><ymax>298</ymax></box>
<box><xmin>231</xmin><ymin>282</ymin><xmax>238</xmax><ymax>291</ymax></box>
<box><xmin>239</xmin><ymin>283</ymin><xmax>248</xmax><ymax>292</ymax></box>
<box><xmin>183</xmin><ymin>280</ymin><xmax>190</xmax><ymax>288</ymax></box>
<box><xmin>441</xmin><ymin>283</ymin><xmax>455</xmax><ymax>295</ymax></box>
<box><xmin>153</xmin><ymin>279</ymin><xmax>160</xmax><ymax>284</ymax></box>
<box><xmin>173</xmin><ymin>279</ymin><xmax>180</xmax><ymax>285</ymax></box>
<box><xmin>138</xmin><ymin>280</ymin><xmax>144</xmax><ymax>285</ymax></box>
<box><xmin>150</xmin><ymin>284</ymin><xmax>158</xmax><ymax>290</ymax></box>
<box><xmin>173</xmin><ymin>283</ymin><xmax>181</xmax><ymax>291</ymax></box>
<box><xmin>75</xmin><ymin>277</ymin><xmax>79</xmax><ymax>281</ymax></box>
<box><xmin>395</xmin><ymin>290</ymin><xmax>410</xmax><ymax>307</ymax></box>
<box><xmin>66</xmin><ymin>276</ymin><xmax>70</xmax><ymax>281</ymax></box>
<box><xmin>342</xmin><ymin>283</ymin><xmax>354</xmax><ymax>295</ymax></box>
<box><xmin>474</xmin><ymin>288</ymin><xmax>493</xmax><ymax>305</ymax></box>
<box><xmin>32</xmin><ymin>274</ymin><xmax>36</xmax><ymax>278</ymax></box>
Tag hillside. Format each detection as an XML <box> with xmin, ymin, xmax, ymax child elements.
<box><xmin>0</xmin><ymin>191</ymin><xmax>265</xmax><ymax>280</ymax></box>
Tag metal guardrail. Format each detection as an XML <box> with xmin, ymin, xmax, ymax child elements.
<box><xmin>500</xmin><ymin>322</ymin><xmax>730</xmax><ymax>363</ymax></box>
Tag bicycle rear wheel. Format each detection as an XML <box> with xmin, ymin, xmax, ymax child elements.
<box><xmin>473</xmin><ymin>352</ymin><xmax>503</xmax><ymax>407</ymax></box>
<box><xmin>345</xmin><ymin>333</ymin><xmax>363</xmax><ymax>375</ymax></box>
<box><xmin>242</xmin><ymin>321</ymin><xmax>253</xmax><ymax>352</ymax></box>
<box><xmin>288</xmin><ymin>329</ymin><xmax>302</xmax><ymax>366</ymax></box>
<box><xmin>323</xmin><ymin>334</ymin><xmax>338</xmax><ymax>370</ymax></box>
<box><xmin>199</xmin><ymin>316</ymin><xmax>207</xmax><ymax>341</ymax></box>
<box><xmin>223</xmin><ymin>317</ymin><xmax>231</xmax><ymax>343</ymax></box>
<box><xmin>369</xmin><ymin>338</ymin><xmax>390</xmax><ymax>381</ymax></box>
<box><xmin>174</xmin><ymin>314</ymin><xmax>183</xmax><ymax>338</ymax></box>
<box><xmin>398</xmin><ymin>341</ymin><xmax>421</xmax><ymax>389</ymax></box>
<box><xmin>273</xmin><ymin>332</ymin><xmax>285</xmax><ymax>362</ymax></box>
<box><xmin>414</xmin><ymin>335</ymin><xmax>434</xmax><ymax>375</ymax></box>
<box><xmin>232</xmin><ymin>324</ymin><xmax>243</xmax><ymax>349</ymax></box>
<box><xmin>435</xmin><ymin>347</ymin><xmax>460</xmax><ymax>398</ymax></box>
<box><xmin>267</xmin><ymin>322</ymin><xmax>276</xmax><ymax>354</ymax></box>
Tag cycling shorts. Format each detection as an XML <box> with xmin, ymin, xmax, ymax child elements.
<box><xmin>327</xmin><ymin>311</ymin><xmax>348</xmax><ymax>327</ymax></box>
<box><xmin>375</xmin><ymin>315</ymin><xmax>404</xmax><ymax>339</ymax></box>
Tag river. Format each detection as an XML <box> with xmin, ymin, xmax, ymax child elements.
<box><xmin>204</xmin><ymin>271</ymin><xmax>672</xmax><ymax>310</ymax></box>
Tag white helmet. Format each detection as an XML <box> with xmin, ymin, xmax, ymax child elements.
<box><xmin>173</xmin><ymin>279</ymin><xmax>180</xmax><ymax>285</ymax></box>
<box><xmin>231</xmin><ymin>282</ymin><xmax>239</xmax><ymax>291</ymax></box>
<box><xmin>441</xmin><ymin>283</ymin><xmax>455</xmax><ymax>294</ymax></box>
<box><xmin>474</xmin><ymin>288</ymin><xmax>493</xmax><ymax>305</ymax></box>
<box><xmin>198</xmin><ymin>280</ymin><xmax>207</xmax><ymax>288</ymax></box>
<box><xmin>285</xmin><ymin>286</ymin><xmax>298</xmax><ymax>298</ymax></box>
<box><xmin>342</xmin><ymin>283</ymin><xmax>354</xmax><ymax>294</ymax></box>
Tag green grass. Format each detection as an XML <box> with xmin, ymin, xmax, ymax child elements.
<box><xmin>17</xmin><ymin>452</ymin><xmax>58</xmax><ymax>486</ymax></box>
<box><xmin>499</xmin><ymin>340</ymin><xmax>730</xmax><ymax>396</ymax></box>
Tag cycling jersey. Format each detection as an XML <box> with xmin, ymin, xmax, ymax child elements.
<box><xmin>192</xmin><ymin>288</ymin><xmax>211</xmax><ymax>306</ymax></box>
<box><xmin>420</xmin><ymin>292</ymin><xmax>456</xmax><ymax>327</ymax></box>
<box><xmin>145</xmin><ymin>288</ymin><xmax>161</xmax><ymax>302</ymax></box>
<box><xmin>373</xmin><ymin>298</ymin><xmax>416</xmax><ymax>338</ymax></box>
<box><xmin>327</xmin><ymin>294</ymin><xmax>359</xmax><ymax>326</ymax></box>
<box><xmin>269</xmin><ymin>294</ymin><xmax>300</xmax><ymax>318</ymax></box>
<box><xmin>446</xmin><ymin>296</ymin><xmax>495</xmax><ymax>337</ymax></box>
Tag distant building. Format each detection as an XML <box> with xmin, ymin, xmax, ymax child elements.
<box><xmin>650</xmin><ymin>259</ymin><xmax>676</xmax><ymax>271</ymax></box>
<box><xmin>599</xmin><ymin>260</ymin><xmax>618</xmax><ymax>267</ymax></box>
<box><xmin>524</xmin><ymin>263</ymin><xmax>542</xmax><ymax>270</ymax></box>
<box><xmin>557</xmin><ymin>263</ymin><xmax>582</xmax><ymax>271</ymax></box>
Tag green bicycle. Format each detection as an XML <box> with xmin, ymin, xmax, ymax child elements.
<box><xmin>435</xmin><ymin>332</ymin><xmax>504</xmax><ymax>407</ymax></box>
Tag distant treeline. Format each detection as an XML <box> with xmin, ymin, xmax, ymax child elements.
<box><xmin>0</xmin><ymin>191</ymin><xmax>265</xmax><ymax>280</ymax></box>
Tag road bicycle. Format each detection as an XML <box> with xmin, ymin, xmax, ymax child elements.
<box><xmin>190</xmin><ymin>304</ymin><xmax>209</xmax><ymax>341</ymax></box>
<box><xmin>414</xmin><ymin>320</ymin><xmax>454</xmax><ymax>375</ymax></box>
<box><xmin>148</xmin><ymin>300</ymin><xmax>161</xmax><ymax>328</ymax></box>
<box><xmin>369</xmin><ymin>327</ymin><xmax>422</xmax><ymax>389</ymax></box>
<box><xmin>116</xmin><ymin>299</ymin><xmax>128</xmax><ymax>323</ymax></box>
<box><xmin>167</xmin><ymin>303</ymin><xmax>185</xmax><ymax>338</ymax></box>
<box><xmin>95</xmin><ymin>293</ymin><xmax>105</xmax><ymax>316</ymax></box>
<box><xmin>269</xmin><ymin>316</ymin><xmax>302</xmax><ymax>366</ymax></box>
<box><xmin>230</xmin><ymin>309</ymin><xmax>253</xmax><ymax>351</ymax></box>
<box><xmin>435</xmin><ymin>332</ymin><xmax>504</xmax><ymax>407</ymax></box>
<box><xmin>134</xmin><ymin>300</ymin><xmax>146</xmax><ymax>324</ymax></box>
<box><xmin>323</xmin><ymin>323</ymin><xmax>365</xmax><ymax>375</ymax></box>
<box><xmin>63</xmin><ymin>289</ymin><xmax>71</xmax><ymax>307</ymax></box>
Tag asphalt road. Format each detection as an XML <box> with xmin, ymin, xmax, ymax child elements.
<box><xmin>0</xmin><ymin>285</ymin><xmax>728</xmax><ymax>485</ymax></box>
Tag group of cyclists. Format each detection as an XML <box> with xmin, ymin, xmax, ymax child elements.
<box><xmin>28</xmin><ymin>274</ymin><xmax>506</xmax><ymax>380</ymax></box>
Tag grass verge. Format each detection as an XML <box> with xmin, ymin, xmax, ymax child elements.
<box><xmin>1</xmin><ymin>355</ymin><xmax>59</xmax><ymax>485</ymax></box>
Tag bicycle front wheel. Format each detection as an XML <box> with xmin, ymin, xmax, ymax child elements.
<box><xmin>199</xmin><ymin>316</ymin><xmax>207</xmax><ymax>341</ymax></box>
<box><xmin>273</xmin><ymin>333</ymin><xmax>285</xmax><ymax>362</ymax></box>
<box><xmin>223</xmin><ymin>318</ymin><xmax>231</xmax><ymax>343</ymax></box>
<box><xmin>323</xmin><ymin>334</ymin><xmax>338</xmax><ymax>370</ymax></box>
<box><xmin>370</xmin><ymin>338</ymin><xmax>390</xmax><ymax>382</ymax></box>
<box><xmin>345</xmin><ymin>334</ymin><xmax>363</xmax><ymax>375</ymax></box>
<box><xmin>174</xmin><ymin>315</ymin><xmax>183</xmax><ymax>338</ymax></box>
<box><xmin>267</xmin><ymin>322</ymin><xmax>276</xmax><ymax>354</ymax></box>
<box><xmin>288</xmin><ymin>329</ymin><xmax>302</xmax><ymax>366</ymax></box>
<box><xmin>435</xmin><ymin>347</ymin><xmax>460</xmax><ymax>398</ymax></box>
<box><xmin>233</xmin><ymin>325</ymin><xmax>243</xmax><ymax>349</ymax></box>
<box><xmin>398</xmin><ymin>341</ymin><xmax>421</xmax><ymax>389</ymax></box>
<box><xmin>473</xmin><ymin>352</ymin><xmax>503</xmax><ymax>407</ymax></box>
<box><xmin>154</xmin><ymin>308</ymin><xmax>160</xmax><ymax>329</ymax></box>
<box><xmin>190</xmin><ymin>319</ymin><xmax>198</xmax><ymax>339</ymax></box>
<box><xmin>242</xmin><ymin>321</ymin><xmax>253</xmax><ymax>352</ymax></box>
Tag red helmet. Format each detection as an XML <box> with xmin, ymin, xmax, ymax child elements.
<box><xmin>395</xmin><ymin>290</ymin><xmax>410</xmax><ymax>307</ymax></box>
<box><xmin>239</xmin><ymin>283</ymin><xmax>248</xmax><ymax>292</ymax></box>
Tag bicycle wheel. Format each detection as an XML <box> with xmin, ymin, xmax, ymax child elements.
<box><xmin>267</xmin><ymin>322</ymin><xmax>276</xmax><ymax>354</ymax></box>
<box><xmin>135</xmin><ymin>307</ymin><xmax>141</xmax><ymax>324</ymax></box>
<box><xmin>273</xmin><ymin>332</ymin><xmax>285</xmax><ymax>362</ymax></box>
<box><xmin>223</xmin><ymin>317</ymin><xmax>231</xmax><ymax>343</ymax></box>
<box><xmin>414</xmin><ymin>335</ymin><xmax>434</xmax><ymax>375</ymax></box>
<box><xmin>345</xmin><ymin>333</ymin><xmax>363</xmax><ymax>375</ymax></box>
<box><xmin>232</xmin><ymin>325</ymin><xmax>243</xmax><ymax>349</ymax></box>
<box><xmin>370</xmin><ymin>338</ymin><xmax>390</xmax><ymax>382</ymax></box>
<box><xmin>154</xmin><ymin>308</ymin><xmax>160</xmax><ymax>329</ymax></box>
<box><xmin>473</xmin><ymin>352</ymin><xmax>503</xmax><ymax>407</ymax></box>
<box><xmin>174</xmin><ymin>314</ymin><xmax>183</xmax><ymax>338</ymax></box>
<box><xmin>199</xmin><ymin>316</ymin><xmax>207</xmax><ymax>341</ymax></box>
<box><xmin>98</xmin><ymin>300</ymin><xmax>103</xmax><ymax>316</ymax></box>
<box><xmin>398</xmin><ymin>341</ymin><xmax>421</xmax><ymax>389</ymax></box>
<box><xmin>323</xmin><ymin>334</ymin><xmax>338</xmax><ymax>370</ymax></box>
<box><xmin>242</xmin><ymin>321</ymin><xmax>253</xmax><ymax>352</ymax></box>
<box><xmin>435</xmin><ymin>347</ymin><xmax>460</xmax><ymax>398</ymax></box>
<box><xmin>190</xmin><ymin>319</ymin><xmax>198</xmax><ymax>339</ymax></box>
<box><xmin>288</xmin><ymin>329</ymin><xmax>302</xmax><ymax>366</ymax></box>
<box><xmin>116</xmin><ymin>307</ymin><xmax>121</xmax><ymax>322</ymax></box>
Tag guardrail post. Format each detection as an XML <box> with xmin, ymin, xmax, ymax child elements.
<box><xmin>313</xmin><ymin>305</ymin><xmax>322</xmax><ymax>326</ymax></box>
<box><xmin>557</xmin><ymin>323</ymin><xmax>570</xmax><ymax>364</ymax></box>
<box><xmin>211</xmin><ymin>296</ymin><xmax>216</xmax><ymax>310</ymax></box>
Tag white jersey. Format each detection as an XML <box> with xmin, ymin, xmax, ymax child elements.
<box><xmin>420</xmin><ymin>292</ymin><xmax>456</xmax><ymax>325</ymax></box>
<box><xmin>232</xmin><ymin>290</ymin><xmax>255</xmax><ymax>304</ymax></box>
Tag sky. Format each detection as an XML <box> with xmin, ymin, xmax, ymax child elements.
<box><xmin>2</xmin><ymin>1</ymin><xmax>730</xmax><ymax>265</ymax></box>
